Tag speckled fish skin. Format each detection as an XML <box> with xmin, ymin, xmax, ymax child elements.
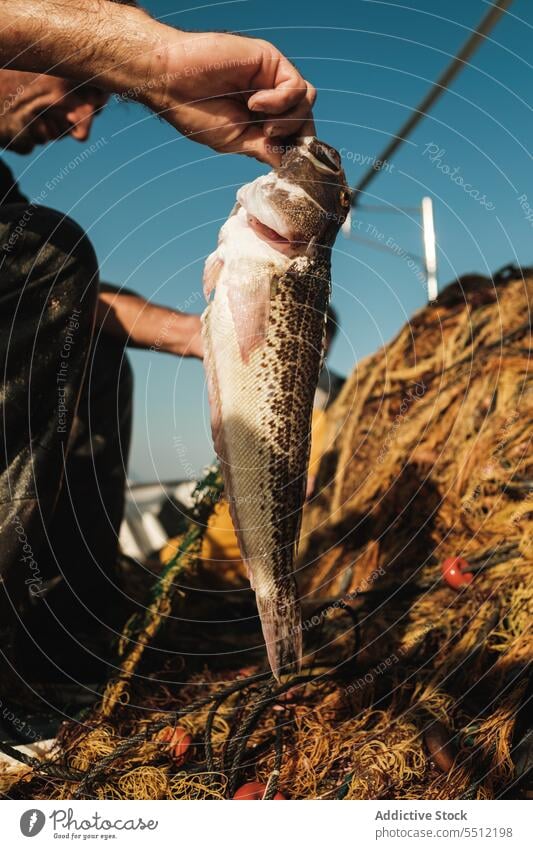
<box><xmin>202</xmin><ymin>138</ymin><xmax>349</xmax><ymax>680</ymax></box>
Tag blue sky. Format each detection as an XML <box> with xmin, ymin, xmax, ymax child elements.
<box><xmin>5</xmin><ymin>0</ymin><xmax>532</xmax><ymax>481</ymax></box>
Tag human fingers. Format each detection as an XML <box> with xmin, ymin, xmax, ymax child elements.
<box><xmin>262</xmin><ymin>83</ymin><xmax>316</xmax><ymax>138</ymax></box>
<box><xmin>247</xmin><ymin>46</ymin><xmax>308</xmax><ymax>115</ymax></box>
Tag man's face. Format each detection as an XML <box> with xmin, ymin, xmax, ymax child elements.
<box><xmin>0</xmin><ymin>70</ymin><xmax>108</xmax><ymax>154</ymax></box>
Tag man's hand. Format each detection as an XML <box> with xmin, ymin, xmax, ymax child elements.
<box><xmin>0</xmin><ymin>2</ymin><xmax>315</xmax><ymax>166</ymax></box>
<box><xmin>145</xmin><ymin>32</ymin><xmax>316</xmax><ymax>166</ymax></box>
<box><xmin>97</xmin><ymin>286</ymin><xmax>204</xmax><ymax>359</ymax></box>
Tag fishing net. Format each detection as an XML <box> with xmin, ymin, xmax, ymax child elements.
<box><xmin>2</xmin><ymin>265</ymin><xmax>531</xmax><ymax>800</ymax></box>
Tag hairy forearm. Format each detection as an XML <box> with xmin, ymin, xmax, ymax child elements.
<box><xmin>0</xmin><ymin>0</ymin><xmax>169</xmax><ymax>97</ymax></box>
<box><xmin>96</xmin><ymin>287</ymin><xmax>203</xmax><ymax>358</ymax></box>
<box><xmin>0</xmin><ymin>1</ymin><xmax>315</xmax><ymax>164</ymax></box>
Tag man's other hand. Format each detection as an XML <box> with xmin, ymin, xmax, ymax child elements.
<box><xmin>97</xmin><ymin>286</ymin><xmax>204</xmax><ymax>359</ymax></box>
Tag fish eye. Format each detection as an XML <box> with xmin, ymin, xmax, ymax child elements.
<box><xmin>339</xmin><ymin>189</ymin><xmax>352</xmax><ymax>208</ymax></box>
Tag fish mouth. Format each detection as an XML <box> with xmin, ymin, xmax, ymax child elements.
<box><xmin>246</xmin><ymin>214</ymin><xmax>296</xmax><ymax>254</ymax></box>
<box><xmin>237</xmin><ymin>178</ymin><xmax>305</xmax><ymax>257</ymax></box>
<box><xmin>300</xmin><ymin>136</ymin><xmax>343</xmax><ymax>174</ymax></box>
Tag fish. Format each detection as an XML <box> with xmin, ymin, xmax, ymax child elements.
<box><xmin>201</xmin><ymin>137</ymin><xmax>350</xmax><ymax>680</ymax></box>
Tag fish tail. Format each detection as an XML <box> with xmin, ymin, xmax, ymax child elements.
<box><xmin>255</xmin><ymin>593</ymin><xmax>302</xmax><ymax>682</ymax></box>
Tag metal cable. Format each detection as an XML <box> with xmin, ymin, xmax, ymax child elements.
<box><xmin>350</xmin><ymin>0</ymin><xmax>513</xmax><ymax>205</ymax></box>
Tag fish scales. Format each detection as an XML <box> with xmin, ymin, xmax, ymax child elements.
<box><xmin>202</xmin><ymin>137</ymin><xmax>349</xmax><ymax>679</ymax></box>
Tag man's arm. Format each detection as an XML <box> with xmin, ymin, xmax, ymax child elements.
<box><xmin>0</xmin><ymin>2</ymin><xmax>157</xmax><ymax>96</ymax></box>
<box><xmin>97</xmin><ymin>284</ymin><xmax>203</xmax><ymax>359</ymax></box>
<box><xmin>0</xmin><ymin>0</ymin><xmax>315</xmax><ymax>165</ymax></box>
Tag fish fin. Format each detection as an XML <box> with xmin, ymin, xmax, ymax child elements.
<box><xmin>243</xmin><ymin>558</ymin><xmax>254</xmax><ymax>587</ymax></box>
<box><xmin>255</xmin><ymin>593</ymin><xmax>302</xmax><ymax>682</ymax></box>
<box><xmin>305</xmin><ymin>235</ymin><xmax>318</xmax><ymax>258</ymax></box>
<box><xmin>201</xmin><ymin>304</ymin><xmax>223</xmax><ymax>451</ymax></box>
<box><xmin>203</xmin><ymin>254</ymin><xmax>223</xmax><ymax>301</ymax></box>
<box><xmin>227</xmin><ymin>271</ymin><xmax>272</xmax><ymax>364</ymax></box>
<box><xmin>202</xmin><ymin>204</ymin><xmax>240</xmax><ymax>301</ymax></box>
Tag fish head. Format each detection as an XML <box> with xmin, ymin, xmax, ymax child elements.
<box><xmin>237</xmin><ymin>137</ymin><xmax>351</xmax><ymax>257</ymax></box>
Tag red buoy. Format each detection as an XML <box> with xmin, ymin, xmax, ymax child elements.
<box><xmin>233</xmin><ymin>781</ymin><xmax>285</xmax><ymax>800</ymax></box>
<box><xmin>441</xmin><ymin>557</ymin><xmax>473</xmax><ymax>590</ymax></box>
<box><xmin>157</xmin><ymin>725</ymin><xmax>193</xmax><ymax>766</ymax></box>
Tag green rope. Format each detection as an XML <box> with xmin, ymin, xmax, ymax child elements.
<box><xmin>100</xmin><ymin>465</ymin><xmax>224</xmax><ymax>718</ymax></box>
<box><xmin>120</xmin><ymin>464</ymin><xmax>223</xmax><ymax>655</ymax></box>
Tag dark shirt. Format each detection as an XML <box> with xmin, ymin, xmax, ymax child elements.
<box><xmin>0</xmin><ymin>158</ymin><xmax>28</xmax><ymax>206</ymax></box>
